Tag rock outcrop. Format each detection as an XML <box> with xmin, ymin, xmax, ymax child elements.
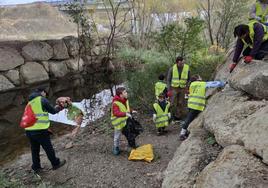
<box><xmin>20</xmin><ymin>62</ymin><xmax>49</xmax><ymax>84</ymax></box>
<box><xmin>0</xmin><ymin>75</ymin><xmax>15</xmax><ymax>91</ymax></box>
<box><xmin>0</xmin><ymin>47</ymin><xmax>24</xmax><ymax>71</ymax></box>
<box><xmin>162</xmin><ymin>51</ymin><xmax>268</xmax><ymax>187</ymax></box>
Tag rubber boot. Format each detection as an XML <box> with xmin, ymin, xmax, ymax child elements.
<box><xmin>113</xmin><ymin>147</ymin><xmax>120</xmax><ymax>155</ymax></box>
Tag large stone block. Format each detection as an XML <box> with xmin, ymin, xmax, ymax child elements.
<box><xmin>65</xmin><ymin>58</ymin><xmax>84</xmax><ymax>72</ymax></box>
<box><xmin>22</xmin><ymin>41</ymin><xmax>53</xmax><ymax>61</ymax></box>
<box><xmin>20</xmin><ymin>62</ymin><xmax>49</xmax><ymax>84</ymax></box>
<box><xmin>47</xmin><ymin>40</ymin><xmax>69</xmax><ymax>60</ymax></box>
<box><xmin>0</xmin><ymin>47</ymin><xmax>24</xmax><ymax>71</ymax></box>
<box><xmin>195</xmin><ymin>145</ymin><xmax>268</xmax><ymax>188</ymax></box>
<box><xmin>0</xmin><ymin>74</ymin><xmax>15</xmax><ymax>92</ymax></box>
<box><xmin>5</xmin><ymin>69</ymin><xmax>20</xmax><ymax>86</ymax></box>
<box><xmin>49</xmin><ymin>61</ymin><xmax>69</xmax><ymax>78</ymax></box>
<box><xmin>63</xmin><ymin>36</ymin><xmax>79</xmax><ymax>57</ymax></box>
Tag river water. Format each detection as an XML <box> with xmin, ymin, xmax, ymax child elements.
<box><xmin>0</xmin><ymin>73</ymin><xmax>121</xmax><ymax>165</ymax></box>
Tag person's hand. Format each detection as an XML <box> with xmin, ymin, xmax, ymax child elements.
<box><xmin>167</xmin><ymin>89</ymin><xmax>173</xmax><ymax>97</ymax></box>
<box><xmin>153</xmin><ymin>114</ymin><xmax>156</xmax><ymax>122</ymax></box>
<box><xmin>168</xmin><ymin>113</ymin><xmax>171</xmax><ymax>119</ymax></box>
<box><xmin>229</xmin><ymin>63</ymin><xmax>237</xmax><ymax>73</ymax></box>
<box><xmin>126</xmin><ymin>112</ymin><xmax>132</xmax><ymax>118</ymax></box>
<box><xmin>255</xmin><ymin>16</ymin><xmax>262</xmax><ymax>21</ymax></box>
<box><xmin>71</xmin><ymin>126</ymin><xmax>80</xmax><ymax>137</ymax></box>
<box><xmin>244</xmin><ymin>56</ymin><xmax>253</xmax><ymax>64</ymax></box>
<box><xmin>132</xmin><ymin>110</ymin><xmax>138</xmax><ymax>114</ymax></box>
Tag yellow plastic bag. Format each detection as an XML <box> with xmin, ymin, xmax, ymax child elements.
<box><xmin>128</xmin><ymin>144</ymin><xmax>154</xmax><ymax>162</ymax></box>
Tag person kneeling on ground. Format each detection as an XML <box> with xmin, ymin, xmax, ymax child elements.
<box><xmin>179</xmin><ymin>75</ymin><xmax>225</xmax><ymax>141</ymax></box>
<box><xmin>230</xmin><ymin>20</ymin><xmax>268</xmax><ymax>73</ymax></box>
<box><xmin>24</xmin><ymin>87</ymin><xmax>66</xmax><ymax>173</ymax></box>
<box><xmin>153</xmin><ymin>93</ymin><xmax>171</xmax><ymax>136</ymax></box>
<box><xmin>111</xmin><ymin>87</ymin><xmax>137</xmax><ymax>155</ymax></box>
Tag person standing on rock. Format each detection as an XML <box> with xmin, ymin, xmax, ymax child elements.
<box><xmin>249</xmin><ymin>0</ymin><xmax>268</xmax><ymax>24</ymax></box>
<box><xmin>167</xmin><ymin>56</ymin><xmax>190</xmax><ymax>120</ymax></box>
<box><xmin>230</xmin><ymin>20</ymin><xmax>268</xmax><ymax>73</ymax></box>
<box><xmin>24</xmin><ymin>87</ymin><xmax>66</xmax><ymax>173</ymax></box>
<box><xmin>111</xmin><ymin>87</ymin><xmax>137</xmax><ymax>155</ymax></box>
<box><xmin>179</xmin><ymin>75</ymin><xmax>225</xmax><ymax>141</ymax></box>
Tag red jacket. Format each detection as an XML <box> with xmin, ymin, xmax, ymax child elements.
<box><xmin>112</xmin><ymin>95</ymin><xmax>129</xmax><ymax>117</ymax></box>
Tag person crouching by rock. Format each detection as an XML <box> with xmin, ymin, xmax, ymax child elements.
<box><xmin>179</xmin><ymin>75</ymin><xmax>225</xmax><ymax>141</ymax></box>
<box><xmin>25</xmin><ymin>87</ymin><xmax>66</xmax><ymax>173</ymax></box>
<box><xmin>153</xmin><ymin>93</ymin><xmax>171</xmax><ymax>136</ymax></box>
<box><xmin>111</xmin><ymin>87</ymin><xmax>137</xmax><ymax>155</ymax></box>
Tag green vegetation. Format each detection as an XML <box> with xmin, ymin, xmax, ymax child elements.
<box><xmin>0</xmin><ymin>172</ymin><xmax>24</xmax><ymax>188</ymax></box>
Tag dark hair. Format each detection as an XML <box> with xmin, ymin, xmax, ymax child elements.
<box><xmin>116</xmin><ymin>87</ymin><xmax>126</xmax><ymax>96</ymax></box>
<box><xmin>35</xmin><ymin>86</ymin><xmax>47</xmax><ymax>93</ymax></box>
<box><xmin>176</xmin><ymin>56</ymin><xmax>184</xmax><ymax>63</ymax></box>
<box><xmin>190</xmin><ymin>75</ymin><xmax>201</xmax><ymax>82</ymax></box>
<box><xmin>158</xmin><ymin>74</ymin><xmax>165</xmax><ymax>80</ymax></box>
<box><xmin>234</xmin><ymin>24</ymin><xmax>249</xmax><ymax>38</ymax></box>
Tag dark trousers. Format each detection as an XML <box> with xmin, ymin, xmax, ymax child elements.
<box><xmin>26</xmin><ymin>130</ymin><xmax>60</xmax><ymax>170</ymax></box>
<box><xmin>243</xmin><ymin>40</ymin><xmax>268</xmax><ymax>60</ymax></box>
<box><xmin>182</xmin><ymin>109</ymin><xmax>201</xmax><ymax>130</ymax></box>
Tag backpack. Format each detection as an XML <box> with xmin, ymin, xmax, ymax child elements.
<box><xmin>20</xmin><ymin>104</ymin><xmax>37</xmax><ymax>128</ymax></box>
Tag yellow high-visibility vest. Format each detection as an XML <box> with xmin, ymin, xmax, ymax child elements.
<box><xmin>171</xmin><ymin>64</ymin><xmax>189</xmax><ymax>88</ymax></box>
<box><xmin>188</xmin><ymin>81</ymin><xmax>206</xmax><ymax>111</ymax></box>
<box><xmin>242</xmin><ymin>21</ymin><xmax>268</xmax><ymax>48</ymax></box>
<box><xmin>111</xmin><ymin>100</ymin><xmax>130</xmax><ymax>130</ymax></box>
<box><xmin>25</xmin><ymin>96</ymin><xmax>50</xmax><ymax>131</ymax></box>
<box><xmin>255</xmin><ymin>2</ymin><xmax>268</xmax><ymax>23</ymax></box>
<box><xmin>155</xmin><ymin>81</ymin><xmax>167</xmax><ymax>99</ymax></box>
<box><xmin>153</xmin><ymin>102</ymin><xmax>170</xmax><ymax>128</ymax></box>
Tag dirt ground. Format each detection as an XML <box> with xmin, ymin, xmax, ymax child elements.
<box><xmin>2</xmin><ymin>113</ymin><xmax>182</xmax><ymax>188</ymax></box>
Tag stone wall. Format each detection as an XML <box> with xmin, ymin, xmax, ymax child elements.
<box><xmin>0</xmin><ymin>36</ymin><xmax>87</xmax><ymax>92</ymax></box>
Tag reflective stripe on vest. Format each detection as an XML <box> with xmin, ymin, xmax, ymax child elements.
<box><xmin>242</xmin><ymin>21</ymin><xmax>268</xmax><ymax>49</ymax></box>
<box><xmin>256</xmin><ymin>2</ymin><xmax>268</xmax><ymax>23</ymax></box>
<box><xmin>171</xmin><ymin>64</ymin><xmax>189</xmax><ymax>88</ymax></box>
<box><xmin>188</xmin><ymin>81</ymin><xmax>206</xmax><ymax>111</ymax></box>
<box><xmin>25</xmin><ymin>96</ymin><xmax>50</xmax><ymax>130</ymax></box>
<box><xmin>111</xmin><ymin>100</ymin><xmax>130</xmax><ymax>130</ymax></box>
<box><xmin>155</xmin><ymin>81</ymin><xmax>167</xmax><ymax>98</ymax></box>
<box><xmin>153</xmin><ymin>102</ymin><xmax>170</xmax><ymax>128</ymax></box>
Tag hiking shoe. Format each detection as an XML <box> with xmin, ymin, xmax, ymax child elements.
<box><xmin>179</xmin><ymin>134</ymin><xmax>188</xmax><ymax>141</ymax></box>
<box><xmin>113</xmin><ymin>147</ymin><xmax>120</xmax><ymax>155</ymax></box>
<box><xmin>32</xmin><ymin>167</ymin><xmax>44</xmax><ymax>174</ymax></box>
<box><xmin>53</xmin><ymin>159</ymin><xmax>66</xmax><ymax>170</ymax></box>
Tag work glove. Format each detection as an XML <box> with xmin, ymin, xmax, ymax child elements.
<box><xmin>255</xmin><ymin>16</ymin><xmax>262</xmax><ymax>21</ymax></box>
<box><xmin>153</xmin><ymin>114</ymin><xmax>156</xmax><ymax>122</ymax></box>
<box><xmin>126</xmin><ymin>112</ymin><xmax>132</xmax><ymax>118</ymax></box>
<box><xmin>168</xmin><ymin>113</ymin><xmax>171</xmax><ymax>119</ymax></box>
<box><xmin>167</xmin><ymin>90</ymin><xmax>173</xmax><ymax>98</ymax></box>
<box><xmin>229</xmin><ymin>63</ymin><xmax>237</xmax><ymax>73</ymax></box>
<box><xmin>244</xmin><ymin>56</ymin><xmax>253</xmax><ymax>64</ymax></box>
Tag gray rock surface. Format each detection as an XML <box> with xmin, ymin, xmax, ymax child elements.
<box><xmin>195</xmin><ymin>145</ymin><xmax>268</xmax><ymax>188</ymax></box>
<box><xmin>0</xmin><ymin>74</ymin><xmax>15</xmax><ymax>91</ymax></box>
<box><xmin>47</xmin><ymin>40</ymin><xmax>69</xmax><ymax>60</ymax></box>
<box><xmin>22</xmin><ymin>41</ymin><xmax>53</xmax><ymax>61</ymax></box>
<box><xmin>49</xmin><ymin>61</ymin><xmax>69</xmax><ymax>78</ymax></box>
<box><xmin>41</xmin><ymin>61</ymin><xmax>49</xmax><ymax>72</ymax></box>
<box><xmin>63</xmin><ymin>36</ymin><xmax>79</xmax><ymax>57</ymax></box>
<box><xmin>65</xmin><ymin>58</ymin><xmax>84</xmax><ymax>72</ymax></box>
<box><xmin>5</xmin><ymin>70</ymin><xmax>20</xmax><ymax>85</ymax></box>
<box><xmin>0</xmin><ymin>47</ymin><xmax>24</xmax><ymax>71</ymax></box>
<box><xmin>20</xmin><ymin>62</ymin><xmax>49</xmax><ymax>84</ymax></box>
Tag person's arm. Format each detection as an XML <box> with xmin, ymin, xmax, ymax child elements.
<box><xmin>41</xmin><ymin>97</ymin><xmax>62</xmax><ymax>114</ymax></box>
<box><xmin>206</xmin><ymin>81</ymin><xmax>225</xmax><ymax>89</ymax></box>
<box><xmin>232</xmin><ymin>39</ymin><xmax>244</xmax><ymax>63</ymax></box>
<box><xmin>166</xmin><ymin>67</ymin><xmax>172</xmax><ymax>90</ymax></box>
<box><xmin>250</xmin><ymin>23</ymin><xmax>265</xmax><ymax>57</ymax></box>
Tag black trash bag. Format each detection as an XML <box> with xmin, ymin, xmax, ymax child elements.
<box><xmin>122</xmin><ymin>117</ymin><xmax>143</xmax><ymax>148</ymax></box>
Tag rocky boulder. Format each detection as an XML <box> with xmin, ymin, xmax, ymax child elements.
<box><xmin>49</xmin><ymin>61</ymin><xmax>69</xmax><ymax>78</ymax></box>
<box><xmin>22</xmin><ymin>41</ymin><xmax>53</xmax><ymax>61</ymax></box>
<box><xmin>5</xmin><ymin>70</ymin><xmax>20</xmax><ymax>86</ymax></box>
<box><xmin>0</xmin><ymin>75</ymin><xmax>15</xmax><ymax>92</ymax></box>
<box><xmin>20</xmin><ymin>62</ymin><xmax>49</xmax><ymax>84</ymax></box>
<box><xmin>0</xmin><ymin>47</ymin><xmax>24</xmax><ymax>71</ymax></box>
<box><xmin>63</xmin><ymin>36</ymin><xmax>79</xmax><ymax>57</ymax></box>
<box><xmin>65</xmin><ymin>58</ymin><xmax>84</xmax><ymax>72</ymax></box>
<box><xmin>47</xmin><ymin>40</ymin><xmax>69</xmax><ymax>60</ymax></box>
<box><xmin>195</xmin><ymin>145</ymin><xmax>268</xmax><ymax>188</ymax></box>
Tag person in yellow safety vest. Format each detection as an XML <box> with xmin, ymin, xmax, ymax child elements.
<box><xmin>250</xmin><ymin>0</ymin><xmax>268</xmax><ymax>24</ymax></box>
<box><xmin>230</xmin><ymin>20</ymin><xmax>268</xmax><ymax>73</ymax></box>
<box><xmin>154</xmin><ymin>74</ymin><xmax>167</xmax><ymax>99</ymax></box>
<box><xmin>24</xmin><ymin>87</ymin><xmax>66</xmax><ymax>173</ymax></box>
<box><xmin>167</xmin><ymin>56</ymin><xmax>190</xmax><ymax>120</ymax></box>
<box><xmin>111</xmin><ymin>87</ymin><xmax>137</xmax><ymax>155</ymax></box>
<box><xmin>179</xmin><ymin>75</ymin><xmax>225</xmax><ymax>141</ymax></box>
<box><xmin>153</xmin><ymin>93</ymin><xmax>171</xmax><ymax>135</ymax></box>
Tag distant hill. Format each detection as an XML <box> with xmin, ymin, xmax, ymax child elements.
<box><xmin>0</xmin><ymin>2</ymin><xmax>77</xmax><ymax>41</ymax></box>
